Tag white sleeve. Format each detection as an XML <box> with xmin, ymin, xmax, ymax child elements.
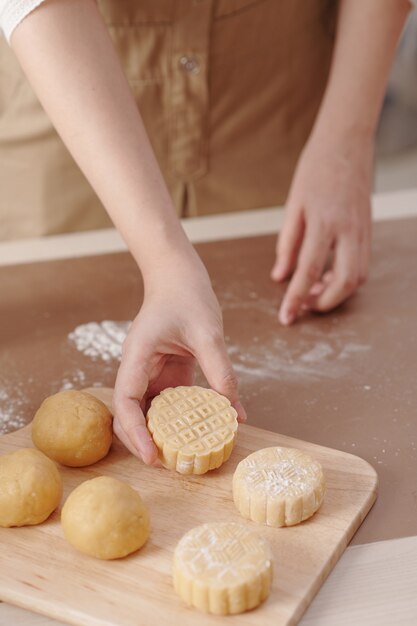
<box><xmin>0</xmin><ymin>0</ymin><xmax>46</xmax><ymax>41</ymax></box>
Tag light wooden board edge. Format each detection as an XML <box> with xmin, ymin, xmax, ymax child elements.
<box><xmin>3</xmin><ymin>533</ymin><xmax>416</xmax><ymax>626</ymax></box>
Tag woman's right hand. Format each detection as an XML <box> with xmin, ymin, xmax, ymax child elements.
<box><xmin>112</xmin><ymin>251</ymin><xmax>247</xmax><ymax>464</ymax></box>
<box><xmin>9</xmin><ymin>0</ymin><xmax>246</xmax><ymax>460</ymax></box>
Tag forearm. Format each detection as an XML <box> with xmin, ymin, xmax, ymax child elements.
<box><xmin>10</xmin><ymin>0</ymin><xmax>193</xmax><ymax>277</ymax></box>
<box><xmin>312</xmin><ymin>0</ymin><xmax>411</xmax><ymax>144</ymax></box>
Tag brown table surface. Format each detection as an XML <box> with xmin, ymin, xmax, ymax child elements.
<box><xmin>1</xmin><ymin>217</ymin><xmax>416</xmax><ymax>547</ymax></box>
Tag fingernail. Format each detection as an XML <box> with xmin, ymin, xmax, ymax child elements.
<box><xmin>309</xmin><ymin>282</ymin><xmax>325</xmax><ymax>297</ymax></box>
<box><xmin>234</xmin><ymin>400</ymin><xmax>247</xmax><ymax>422</ymax></box>
<box><xmin>271</xmin><ymin>263</ymin><xmax>283</xmax><ymax>281</ymax></box>
<box><xmin>140</xmin><ymin>444</ymin><xmax>158</xmax><ymax>465</ymax></box>
<box><xmin>134</xmin><ymin>432</ymin><xmax>157</xmax><ymax>465</ymax></box>
<box><xmin>323</xmin><ymin>271</ymin><xmax>333</xmax><ymax>285</ymax></box>
<box><xmin>279</xmin><ymin>307</ymin><xmax>294</xmax><ymax>326</ymax></box>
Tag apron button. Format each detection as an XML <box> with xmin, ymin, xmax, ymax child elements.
<box><xmin>179</xmin><ymin>55</ymin><xmax>200</xmax><ymax>74</ymax></box>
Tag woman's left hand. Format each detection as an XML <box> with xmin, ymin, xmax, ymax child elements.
<box><xmin>271</xmin><ymin>130</ymin><xmax>373</xmax><ymax>325</ymax></box>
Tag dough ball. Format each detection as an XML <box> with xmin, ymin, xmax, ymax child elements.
<box><xmin>32</xmin><ymin>390</ymin><xmax>113</xmax><ymax>467</ymax></box>
<box><xmin>0</xmin><ymin>448</ymin><xmax>62</xmax><ymax>527</ymax></box>
<box><xmin>61</xmin><ymin>476</ymin><xmax>150</xmax><ymax>559</ymax></box>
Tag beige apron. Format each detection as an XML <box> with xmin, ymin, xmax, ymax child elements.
<box><xmin>0</xmin><ymin>0</ymin><xmax>337</xmax><ymax>240</ymax></box>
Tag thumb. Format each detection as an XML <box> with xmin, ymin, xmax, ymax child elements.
<box><xmin>194</xmin><ymin>333</ymin><xmax>247</xmax><ymax>422</ymax></box>
<box><xmin>113</xmin><ymin>347</ymin><xmax>159</xmax><ymax>465</ymax></box>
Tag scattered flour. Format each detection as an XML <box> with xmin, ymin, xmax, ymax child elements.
<box><xmin>60</xmin><ymin>368</ymin><xmax>87</xmax><ymax>390</ymax></box>
<box><xmin>68</xmin><ymin>321</ymin><xmax>131</xmax><ymax>362</ymax></box>
<box><xmin>67</xmin><ymin>319</ymin><xmax>371</xmax><ymax>383</ymax></box>
<box><xmin>228</xmin><ymin>336</ymin><xmax>372</xmax><ymax>382</ymax></box>
<box><xmin>0</xmin><ymin>368</ymin><xmax>91</xmax><ymax>435</ymax></box>
<box><xmin>0</xmin><ymin>386</ymin><xmax>27</xmax><ymax>435</ymax></box>
<box><xmin>300</xmin><ymin>342</ymin><xmax>334</xmax><ymax>363</ymax></box>
<box><xmin>338</xmin><ymin>343</ymin><xmax>372</xmax><ymax>360</ymax></box>
<box><xmin>217</xmin><ymin>287</ymin><xmax>372</xmax><ymax>381</ymax></box>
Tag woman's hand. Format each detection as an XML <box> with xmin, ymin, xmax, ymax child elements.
<box><xmin>113</xmin><ymin>251</ymin><xmax>246</xmax><ymax>464</ymax></box>
<box><xmin>271</xmin><ymin>130</ymin><xmax>373</xmax><ymax>325</ymax></box>
<box><xmin>9</xmin><ymin>2</ymin><xmax>246</xmax><ymax>465</ymax></box>
<box><xmin>270</xmin><ymin>0</ymin><xmax>411</xmax><ymax>325</ymax></box>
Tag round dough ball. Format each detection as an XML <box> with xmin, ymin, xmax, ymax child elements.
<box><xmin>32</xmin><ymin>390</ymin><xmax>113</xmax><ymax>467</ymax></box>
<box><xmin>61</xmin><ymin>476</ymin><xmax>150</xmax><ymax>559</ymax></box>
<box><xmin>0</xmin><ymin>448</ymin><xmax>62</xmax><ymax>527</ymax></box>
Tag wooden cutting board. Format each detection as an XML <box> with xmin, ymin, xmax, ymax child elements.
<box><xmin>0</xmin><ymin>398</ymin><xmax>377</xmax><ymax>626</ymax></box>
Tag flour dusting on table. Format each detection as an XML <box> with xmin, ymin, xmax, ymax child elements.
<box><xmin>68</xmin><ymin>321</ymin><xmax>131</xmax><ymax>362</ymax></box>
<box><xmin>0</xmin><ymin>369</ymin><xmax>93</xmax><ymax>435</ymax></box>
<box><xmin>0</xmin><ymin>386</ymin><xmax>28</xmax><ymax>434</ymax></box>
<box><xmin>60</xmin><ymin>368</ymin><xmax>88</xmax><ymax>390</ymax></box>
<box><xmin>67</xmin><ymin>319</ymin><xmax>371</xmax><ymax>383</ymax></box>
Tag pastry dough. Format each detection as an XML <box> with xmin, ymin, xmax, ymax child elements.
<box><xmin>61</xmin><ymin>476</ymin><xmax>150</xmax><ymax>559</ymax></box>
<box><xmin>173</xmin><ymin>522</ymin><xmax>272</xmax><ymax>614</ymax></box>
<box><xmin>233</xmin><ymin>447</ymin><xmax>325</xmax><ymax>527</ymax></box>
<box><xmin>32</xmin><ymin>390</ymin><xmax>113</xmax><ymax>467</ymax></box>
<box><xmin>0</xmin><ymin>448</ymin><xmax>62</xmax><ymax>527</ymax></box>
<box><xmin>147</xmin><ymin>386</ymin><xmax>238</xmax><ymax>474</ymax></box>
